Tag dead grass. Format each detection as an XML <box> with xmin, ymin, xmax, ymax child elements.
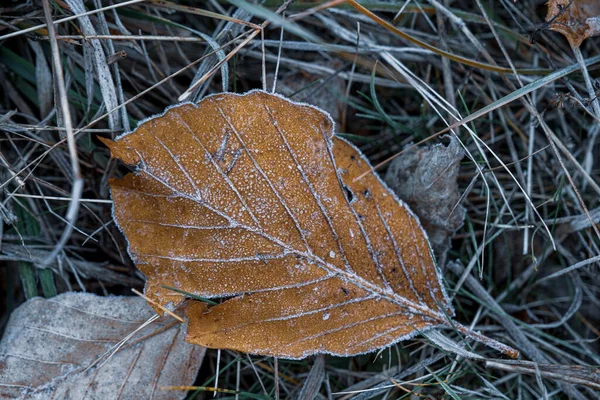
<box><xmin>1</xmin><ymin>0</ymin><xmax>599</xmax><ymax>398</ymax></box>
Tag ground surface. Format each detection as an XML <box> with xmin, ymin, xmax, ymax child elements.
<box><xmin>1</xmin><ymin>0</ymin><xmax>599</xmax><ymax>398</ymax></box>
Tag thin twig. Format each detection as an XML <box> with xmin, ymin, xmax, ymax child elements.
<box><xmin>40</xmin><ymin>0</ymin><xmax>83</xmax><ymax>267</ymax></box>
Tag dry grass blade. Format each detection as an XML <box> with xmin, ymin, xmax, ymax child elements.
<box><xmin>345</xmin><ymin>0</ymin><xmax>550</xmax><ymax>75</ymax></box>
<box><xmin>358</xmin><ymin>53</ymin><xmax>600</xmax><ymax>180</ymax></box>
<box><xmin>0</xmin><ymin>0</ymin><xmax>146</xmax><ymax>41</ymax></box>
<box><xmin>39</xmin><ymin>0</ymin><xmax>83</xmax><ymax>267</ymax></box>
<box><xmin>177</xmin><ymin>0</ymin><xmax>298</xmax><ymax>101</ymax></box>
<box><xmin>147</xmin><ymin>0</ymin><xmax>261</xmax><ymax>29</ymax></box>
<box><xmin>486</xmin><ymin>361</ymin><xmax>600</xmax><ymax>391</ymax></box>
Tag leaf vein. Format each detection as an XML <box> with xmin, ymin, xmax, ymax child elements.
<box><xmin>374</xmin><ymin>202</ymin><xmax>425</xmax><ymax>304</ymax></box>
<box><xmin>324</xmin><ymin>135</ymin><xmax>392</xmax><ymax>291</ymax></box>
<box><xmin>216</xmin><ymin>104</ymin><xmax>312</xmax><ymax>254</ymax></box>
<box><xmin>265</xmin><ymin>105</ymin><xmax>352</xmax><ymax>272</ymax></box>
<box><xmin>172</xmin><ymin>111</ymin><xmax>263</xmax><ymax>229</ymax></box>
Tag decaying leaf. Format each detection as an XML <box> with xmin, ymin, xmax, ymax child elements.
<box><xmin>546</xmin><ymin>0</ymin><xmax>600</xmax><ymax>47</ymax></box>
<box><xmin>384</xmin><ymin>135</ymin><xmax>465</xmax><ymax>268</ymax></box>
<box><xmin>266</xmin><ymin>60</ymin><xmax>346</xmax><ymax>125</ymax></box>
<box><xmin>0</xmin><ymin>293</ymin><xmax>205</xmax><ymax>399</ymax></box>
<box><xmin>103</xmin><ymin>90</ymin><xmax>517</xmax><ymax>359</ymax></box>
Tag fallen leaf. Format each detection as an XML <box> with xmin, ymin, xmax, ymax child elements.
<box><xmin>266</xmin><ymin>60</ymin><xmax>346</xmax><ymax>126</ymax></box>
<box><xmin>0</xmin><ymin>293</ymin><xmax>205</xmax><ymax>399</ymax></box>
<box><xmin>103</xmin><ymin>90</ymin><xmax>517</xmax><ymax>359</ymax></box>
<box><xmin>546</xmin><ymin>0</ymin><xmax>600</xmax><ymax>47</ymax></box>
<box><xmin>384</xmin><ymin>136</ymin><xmax>465</xmax><ymax>268</ymax></box>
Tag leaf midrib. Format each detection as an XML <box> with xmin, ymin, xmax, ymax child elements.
<box><xmin>128</xmin><ymin>102</ymin><xmax>446</xmax><ymax>324</ymax></box>
<box><xmin>132</xmin><ymin>165</ymin><xmax>444</xmax><ymax>324</ymax></box>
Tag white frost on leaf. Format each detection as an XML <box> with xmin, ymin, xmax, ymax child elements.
<box><xmin>107</xmin><ymin>90</ymin><xmax>516</xmax><ymax>360</ymax></box>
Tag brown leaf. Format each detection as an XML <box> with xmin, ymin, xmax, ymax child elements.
<box><xmin>103</xmin><ymin>90</ymin><xmax>517</xmax><ymax>359</ymax></box>
<box><xmin>0</xmin><ymin>293</ymin><xmax>205</xmax><ymax>399</ymax></box>
<box><xmin>546</xmin><ymin>0</ymin><xmax>600</xmax><ymax>47</ymax></box>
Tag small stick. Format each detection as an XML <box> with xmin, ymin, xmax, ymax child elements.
<box><xmin>131</xmin><ymin>288</ymin><xmax>184</xmax><ymax>323</ymax></box>
<box><xmin>41</xmin><ymin>0</ymin><xmax>83</xmax><ymax>268</ymax></box>
<box><xmin>0</xmin><ymin>0</ymin><xmax>145</xmax><ymax>41</ymax></box>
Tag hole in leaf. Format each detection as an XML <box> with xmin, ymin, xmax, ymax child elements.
<box><xmin>342</xmin><ymin>184</ymin><xmax>355</xmax><ymax>203</ymax></box>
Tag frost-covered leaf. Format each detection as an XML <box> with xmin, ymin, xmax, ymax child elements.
<box><xmin>0</xmin><ymin>293</ymin><xmax>205</xmax><ymax>399</ymax></box>
<box><xmin>103</xmin><ymin>90</ymin><xmax>517</xmax><ymax>359</ymax></box>
<box><xmin>546</xmin><ymin>0</ymin><xmax>600</xmax><ymax>47</ymax></box>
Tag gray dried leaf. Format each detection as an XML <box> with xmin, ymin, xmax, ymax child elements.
<box><xmin>268</xmin><ymin>61</ymin><xmax>346</xmax><ymax>126</ymax></box>
<box><xmin>0</xmin><ymin>293</ymin><xmax>205</xmax><ymax>399</ymax></box>
<box><xmin>384</xmin><ymin>135</ymin><xmax>465</xmax><ymax>266</ymax></box>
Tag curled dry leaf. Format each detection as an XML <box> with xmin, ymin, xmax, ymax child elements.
<box><xmin>384</xmin><ymin>135</ymin><xmax>465</xmax><ymax>267</ymax></box>
<box><xmin>546</xmin><ymin>0</ymin><xmax>600</xmax><ymax>47</ymax></box>
<box><xmin>0</xmin><ymin>293</ymin><xmax>205</xmax><ymax>399</ymax></box>
<box><xmin>266</xmin><ymin>60</ymin><xmax>346</xmax><ymax>126</ymax></box>
<box><xmin>103</xmin><ymin>90</ymin><xmax>518</xmax><ymax>359</ymax></box>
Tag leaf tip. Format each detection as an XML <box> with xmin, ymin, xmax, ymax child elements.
<box><xmin>97</xmin><ymin>136</ymin><xmax>121</xmax><ymax>158</ymax></box>
<box><xmin>98</xmin><ymin>135</ymin><xmax>116</xmax><ymax>156</ymax></box>
<box><xmin>98</xmin><ymin>134</ymin><xmax>141</xmax><ymax>166</ymax></box>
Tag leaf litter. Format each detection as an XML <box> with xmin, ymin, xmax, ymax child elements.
<box><xmin>103</xmin><ymin>90</ymin><xmax>518</xmax><ymax>359</ymax></box>
<box><xmin>1</xmin><ymin>0</ymin><xmax>599</xmax><ymax>397</ymax></box>
<box><xmin>0</xmin><ymin>292</ymin><xmax>205</xmax><ymax>400</ymax></box>
<box><xmin>384</xmin><ymin>135</ymin><xmax>465</xmax><ymax>268</ymax></box>
<box><xmin>546</xmin><ymin>0</ymin><xmax>600</xmax><ymax>47</ymax></box>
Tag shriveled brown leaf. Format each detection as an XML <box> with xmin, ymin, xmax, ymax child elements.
<box><xmin>0</xmin><ymin>293</ymin><xmax>205</xmax><ymax>399</ymax></box>
<box><xmin>546</xmin><ymin>0</ymin><xmax>600</xmax><ymax>47</ymax></box>
<box><xmin>103</xmin><ymin>90</ymin><xmax>517</xmax><ymax>359</ymax></box>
